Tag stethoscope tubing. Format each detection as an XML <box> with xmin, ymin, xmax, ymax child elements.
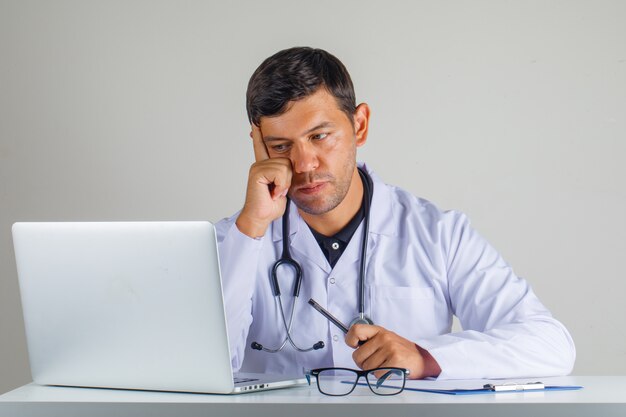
<box><xmin>252</xmin><ymin>167</ymin><xmax>373</xmax><ymax>353</ymax></box>
<box><xmin>357</xmin><ymin>168</ymin><xmax>371</xmax><ymax>322</ymax></box>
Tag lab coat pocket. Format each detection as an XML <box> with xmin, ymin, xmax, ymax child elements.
<box><xmin>370</xmin><ymin>285</ymin><xmax>437</xmax><ymax>340</ymax></box>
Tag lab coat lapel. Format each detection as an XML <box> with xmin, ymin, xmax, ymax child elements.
<box><xmin>290</xmin><ymin>216</ymin><xmax>332</xmax><ymax>274</ymax></box>
<box><xmin>331</xmin><ymin>165</ymin><xmax>397</xmax><ymax>277</ymax></box>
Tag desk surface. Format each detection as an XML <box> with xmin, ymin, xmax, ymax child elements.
<box><xmin>1</xmin><ymin>376</ymin><xmax>624</xmax><ymax>417</ymax></box>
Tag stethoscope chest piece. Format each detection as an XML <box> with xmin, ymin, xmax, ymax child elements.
<box><xmin>349</xmin><ymin>316</ymin><xmax>374</xmax><ymax>327</ymax></box>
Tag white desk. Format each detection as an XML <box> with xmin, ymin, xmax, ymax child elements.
<box><xmin>1</xmin><ymin>376</ymin><xmax>624</xmax><ymax>417</ymax></box>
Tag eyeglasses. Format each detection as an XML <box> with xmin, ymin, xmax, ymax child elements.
<box><xmin>305</xmin><ymin>367</ymin><xmax>409</xmax><ymax>396</ymax></box>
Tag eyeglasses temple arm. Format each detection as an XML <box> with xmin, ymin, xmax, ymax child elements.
<box><xmin>375</xmin><ymin>370</ymin><xmax>394</xmax><ymax>388</ymax></box>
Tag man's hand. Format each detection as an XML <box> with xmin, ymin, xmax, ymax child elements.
<box><xmin>345</xmin><ymin>324</ymin><xmax>441</xmax><ymax>380</ymax></box>
<box><xmin>236</xmin><ymin>125</ymin><xmax>293</xmax><ymax>238</ymax></box>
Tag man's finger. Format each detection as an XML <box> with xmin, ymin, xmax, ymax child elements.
<box><xmin>353</xmin><ymin>339</ymin><xmax>386</xmax><ymax>370</ymax></box>
<box><xmin>251</xmin><ymin>124</ymin><xmax>270</xmax><ymax>162</ymax></box>
<box><xmin>345</xmin><ymin>324</ymin><xmax>379</xmax><ymax>348</ymax></box>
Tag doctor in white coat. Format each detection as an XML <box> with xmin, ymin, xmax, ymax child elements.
<box><xmin>216</xmin><ymin>47</ymin><xmax>575</xmax><ymax>379</ymax></box>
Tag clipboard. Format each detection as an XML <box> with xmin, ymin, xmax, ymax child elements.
<box><xmin>350</xmin><ymin>381</ymin><xmax>583</xmax><ymax>395</ymax></box>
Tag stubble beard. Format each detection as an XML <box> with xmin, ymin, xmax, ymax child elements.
<box><xmin>289</xmin><ymin>158</ymin><xmax>356</xmax><ymax>216</ymax></box>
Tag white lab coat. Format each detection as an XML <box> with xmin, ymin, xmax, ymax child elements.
<box><xmin>215</xmin><ymin>164</ymin><xmax>575</xmax><ymax>379</ymax></box>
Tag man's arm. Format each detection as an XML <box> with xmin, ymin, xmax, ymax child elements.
<box><xmin>346</xmin><ymin>210</ymin><xmax>575</xmax><ymax>380</ymax></box>
<box><xmin>215</xmin><ymin>217</ymin><xmax>263</xmax><ymax>371</ymax></box>
<box><xmin>420</xmin><ymin>212</ymin><xmax>575</xmax><ymax>379</ymax></box>
<box><xmin>217</xmin><ymin>125</ymin><xmax>294</xmax><ymax>370</ymax></box>
<box><xmin>236</xmin><ymin>125</ymin><xmax>292</xmax><ymax>238</ymax></box>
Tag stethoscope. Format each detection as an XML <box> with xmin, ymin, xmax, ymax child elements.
<box><xmin>251</xmin><ymin>168</ymin><xmax>374</xmax><ymax>353</ymax></box>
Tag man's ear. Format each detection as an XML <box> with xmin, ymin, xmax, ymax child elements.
<box><xmin>353</xmin><ymin>103</ymin><xmax>370</xmax><ymax>147</ymax></box>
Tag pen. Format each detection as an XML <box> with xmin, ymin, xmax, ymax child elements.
<box><xmin>483</xmin><ymin>382</ymin><xmax>545</xmax><ymax>392</ymax></box>
<box><xmin>308</xmin><ymin>298</ymin><xmax>350</xmax><ymax>333</ymax></box>
<box><xmin>308</xmin><ymin>299</ymin><xmax>367</xmax><ymax>346</ymax></box>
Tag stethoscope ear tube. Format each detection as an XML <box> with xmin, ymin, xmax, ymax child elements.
<box><xmin>269</xmin><ymin>263</ymin><xmax>282</xmax><ymax>297</ymax></box>
<box><xmin>292</xmin><ymin>261</ymin><xmax>303</xmax><ymax>296</ymax></box>
<box><xmin>271</xmin><ymin>258</ymin><xmax>302</xmax><ymax>297</ymax></box>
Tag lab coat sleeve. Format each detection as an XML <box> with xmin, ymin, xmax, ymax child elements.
<box><xmin>215</xmin><ymin>215</ymin><xmax>264</xmax><ymax>372</ymax></box>
<box><xmin>417</xmin><ymin>212</ymin><xmax>576</xmax><ymax>379</ymax></box>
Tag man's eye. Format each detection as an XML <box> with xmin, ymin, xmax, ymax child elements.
<box><xmin>272</xmin><ymin>144</ymin><xmax>290</xmax><ymax>153</ymax></box>
<box><xmin>312</xmin><ymin>133</ymin><xmax>328</xmax><ymax>140</ymax></box>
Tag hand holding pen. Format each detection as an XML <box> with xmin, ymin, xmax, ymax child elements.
<box><xmin>308</xmin><ymin>298</ymin><xmax>442</xmax><ymax>379</ymax></box>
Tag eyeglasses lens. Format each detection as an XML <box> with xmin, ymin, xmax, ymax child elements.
<box><xmin>316</xmin><ymin>369</ymin><xmax>358</xmax><ymax>396</ymax></box>
<box><xmin>365</xmin><ymin>368</ymin><xmax>405</xmax><ymax>395</ymax></box>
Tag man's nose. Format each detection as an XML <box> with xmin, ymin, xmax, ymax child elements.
<box><xmin>291</xmin><ymin>143</ymin><xmax>319</xmax><ymax>173</ymax></box>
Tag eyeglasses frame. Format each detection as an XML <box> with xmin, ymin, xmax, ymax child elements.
<box><xmin>305</xmin><ymin>367</ymin><xmax>410</xmax><ymax>396</ymax></box>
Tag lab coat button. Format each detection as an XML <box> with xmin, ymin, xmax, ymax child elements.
<box><xmin>333</xmin><ymin>335</ymin><xmax>339</xmax><ymax>342</ymax></box>
<box><xmin>329</xmin><ymin>277</ymin><xmax>336</xmax><ymax>284</ymax></box>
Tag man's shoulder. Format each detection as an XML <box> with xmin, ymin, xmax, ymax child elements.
<box><xmin>366</xmin><ymin>165</ymin><xmax>440</xmax><ymax>209</ymax></box>
<box><xmin>384</xmin><ymin>181</ymin><xmax>438</xmax><ymax>209</ymax></box>
<box><xmin>372</xmin><ymin>177</ymin><xmax>470</xmax><ymax>240</ymax></box>
<box><xmin>377</xmin><ymin>177</ymin><xmax>464</xmax><ymax>220</ymax></box>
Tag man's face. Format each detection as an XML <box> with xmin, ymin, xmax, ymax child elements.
<box><xmin>259</xmin><ymin>88</ymin><xmax>367</xmax><ymax>215</ymax></box>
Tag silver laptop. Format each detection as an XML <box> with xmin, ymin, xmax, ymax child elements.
<box><xmin>12</xmin><ymin>221</ymin><xmax>307</xmax><ymax>394</ymax></box>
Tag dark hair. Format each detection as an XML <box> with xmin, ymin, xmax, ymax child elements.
<box><xmin>246</xmin><ymin>47</ymin><xmax>356</xmax><ymax>126</ymax></box>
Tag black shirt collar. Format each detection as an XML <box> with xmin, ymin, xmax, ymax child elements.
<box><xmin>308</xmin><ymin>168</ymin><xmax>373</xmax><ymax>268</ymax></box>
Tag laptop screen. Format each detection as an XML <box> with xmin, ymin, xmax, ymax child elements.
<box><xmin>13</xmin><ymin>221</ymin><xmax>238</xmax><ymax>393</ymax></box>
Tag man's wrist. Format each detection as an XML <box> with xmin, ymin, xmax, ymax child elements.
<box><xmin>235</xmin><ymin>213</ymin><xmax>269</xmax><ymax>239</ymax></box>
<box><xmin>416</xmin><ymin>344</ymin><xmax>442</xmax><ymax>378</ymax></box>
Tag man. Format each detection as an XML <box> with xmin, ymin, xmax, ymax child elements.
<box><xmin>216</xmin><ymin>47</ymin><xmax>575</xmax><ymax>379</ymax></box>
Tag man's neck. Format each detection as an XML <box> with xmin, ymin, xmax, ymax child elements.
<box><xmin>299</xmin><ymin>168</ymin><xmax>363</xmax><ymax>236</ymax></box>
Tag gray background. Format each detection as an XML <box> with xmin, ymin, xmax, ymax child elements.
<box><xmin>1</xmin><ymin>0</ymin><xmax>624</xmax><ymax>394</ymax></box>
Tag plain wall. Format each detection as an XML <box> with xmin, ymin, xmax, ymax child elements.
<box><xmin>1</xmin><ymin>0</ymin><xmax>624</xmax><ymax>394</ymax></box>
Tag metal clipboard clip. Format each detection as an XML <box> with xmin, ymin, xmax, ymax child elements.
<box><xmin>483</xmin><ymin>382</ymin><xmax>545</xmax><ymax>392</ymax></box>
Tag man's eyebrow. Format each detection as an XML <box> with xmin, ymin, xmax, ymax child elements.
<box><xmin>303</xmin><ymin>121</ymin><xmax>334</xmax><ymax>135</ymax></box>
<box><xmin>263</xmin><ymin>122</ymin><xmax>335</xmax><ymax>142</ymax></box>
